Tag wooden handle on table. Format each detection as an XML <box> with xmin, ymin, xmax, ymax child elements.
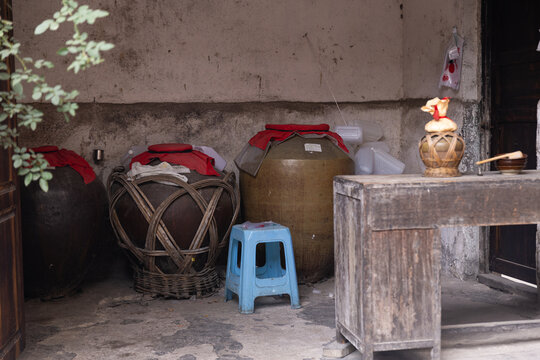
<box><xmin>476</xmin><ymin>151</ymin><xmax>524</xmax><ymax>165</ymax></box>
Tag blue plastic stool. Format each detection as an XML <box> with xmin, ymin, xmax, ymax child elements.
<box><xmin>225</xmin><ymin>222</ymin><xmax>301</xmax><ymax>314</ymax></box>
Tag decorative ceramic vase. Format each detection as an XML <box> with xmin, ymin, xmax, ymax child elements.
<box><xmin>418</xmin><ymin>131</ymin><xmax>465</xmax><ymax>177</ymax></box>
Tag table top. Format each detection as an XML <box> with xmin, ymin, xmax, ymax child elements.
<box><xmin>334</xmin><ymin>170</ymin><xmax>540</xmax><ymax>230</ymax></box>
<box><xmin>336</xmin><ymin>170</ymin><xmax>540</xmax><ymax>187</ymax></box>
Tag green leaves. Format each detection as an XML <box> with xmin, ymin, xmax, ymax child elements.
<box><xmin>12</xmin><ymin>82</ymin><xmax>23</xmax><ymax>96</ymax></box>
<box><xmin>67</xmin><ymin>4</ymin><xmax>109</xmax><ymax>26</ymax></box>
<box><xmin>12</xmin><ymin>149</ymin><xmax>52</xmax><ymax>191</ymax></box>
<box><xmin>0</xmin><ymin>42</ymin><xmax>20</xmax><ymax>60</ymax></box>
<box><xmin>39</xmin><ymin>178</ymin><xmax>49</xmax><ymax>192</ymax></box>
<box><xmin>13</xmin><ymin>157</ymin><xmax>22</xmax><ymax>168</ymax></box>
<box><xmin>34</xmin><ymin>19</ymin><xmax>55</xmax><ymax>35</ymax></box>
<box><xmin>35</xmin><ymin>1</ymin><xmax>110</xmax><ymax>35</ymax></box>
<box><xmin>41</xmin><ymin>171</ymin><xmax>53</xmax><ymax>181</ymax></box>
<box><xmin>33</xmin><ymin>1</ymin><xmax>115</xmax><ymax>75</ymax></box>
<box><xmin>57</xmin><ymin>47</ymin><xmax>69</xmax><ymax>56</ymax></box>
<box><xmin>34</xmin><ymin>59</ymin><xmax>54</xmax><ymax>69</ymax></box>
<box><xmin>1</xmin><ymin>0</ymin><xmax>112</xmax><ymax>191</ymax></box>
<box><xmin>24</xmin><ymin>172</ymin><xmax>32</xmax><ymax>186</ymax></box>
<box><xmin>65</xmin><ymin>34</ymin><xmax>114</xmax><ymax>73</ymax></box>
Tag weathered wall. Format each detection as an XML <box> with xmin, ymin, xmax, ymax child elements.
<box><xmin>14</xmin><ymin>0</ymin><xmax>403</xmax><ymax>103</ymax></box>
<box><xmin>22</xmin><ymin>102</ymin><xmax>402</xmax><ymax>181</ymax></box>
<box><xmin>401</xmin><ymin>0</ymin><xmax>482</xmax><ymax>173</ymax></box>
<box><xmin>15</xmin><ymin>0</ymin><xmax>405</xmax><ymax>180</ymax></box>
<box><xmin>401</xmin><ymin>0</ymin><xmax>483</xmax><ymax>279</ymax></box>
<box><xmin>15</xmin><ymin>0</ymin><xmax>485</xmax><ymax>279</ymax></box>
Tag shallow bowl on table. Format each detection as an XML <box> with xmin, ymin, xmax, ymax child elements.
<box><xmin>495</xmin><ymin>154</ymin><xmax>527</xmax><ymax>174</ymax></box>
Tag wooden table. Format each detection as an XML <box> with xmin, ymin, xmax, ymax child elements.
<box><xmin>333</xmin><ymin>171</ymin><xmax>540</xmax><ymax>360</ymax></box>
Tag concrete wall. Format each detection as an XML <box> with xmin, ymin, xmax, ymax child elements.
<box><xmin>15</xmin><ymin>0</ymin><xmax>403</xmax><ymax>103</ymax></box>
<box><xmin>14</xmin><ymin>0</ymin><xmax>403</xmax><ymax>174</ymax></box>
<box><xmin>401</xmin><ymin>0</ymin><xmax>483</xmax><ymax>280</ymax></box>
<box><xmin>15</xmin><ymin>0</ymin><xmax>484</xmax><ymax>279</ymax></box>
<box><xmin>26</xmin><ymin>102</ymin><xmax>402</xmax><ymax>182</ymax></box>
<box><xmin>401</xmin><ymin>0</ymin><xmax>482</xmax><ymax>173</ymax></box>
<box><xmin>15</xmin><ymin>0</ymin><xmax>405</xmax><ymax>177</ymax></box>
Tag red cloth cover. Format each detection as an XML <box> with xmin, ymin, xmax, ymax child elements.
<box><xmin>248</xmin><ymin>123</ymin><xmax>349</xmax><ymax>153</ymax></box>
<box><xmin>32</xmin><ymin>147</ymin><xmax>96</xmax><ymax>184</ymax></box>
<box><xmin>33</xmin><ymin>145</ymin><xmax>59</xmax><ymax>153</ymax></box>
<box><xmin>130</xmin><ymin>143</ymin><xmax>219</xmax><ymax>176</ymax></box>
<box><xmin>265</xmin><ymin>124</ymin><xmax>330</xmax><ymax>132</ymax></box>
<box><xmin>148</xmin><ymin>143</ymin><xmax>193</xmax><ymax>153</ymax></box>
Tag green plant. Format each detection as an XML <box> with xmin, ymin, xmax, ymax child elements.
<box><xmin>0</xmin><ymin>0</ymin><xmax>113</xmax><ymax>191</ymax></box>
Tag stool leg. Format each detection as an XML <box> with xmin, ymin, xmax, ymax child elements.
<box><xmin>284</xmin><ymin>240</ymin><xmax>301</xmax><ymax>309</ymax></box>
<box><xmin>225</xmin><ymin>238</ymin><xmax>239</xmax><ymax>302</ymax></box>
<box><xmin>230</xmin><ymin>239</ymin><xmax>241</xmax><ymax>276</ymax></box>
<box><xmin>239</xmin><ymin>240</ymin><xmax>256</xmax><ymax>314</ymax></box>
<box><xmin>263</xmin><ymin>241</ymin><xmax>283</xmax><ymax>278</ymax></box>
<box><xmin>225</xmin><ymin>288</ymin><xmax>234</xmax><ymax>302</ymax></box>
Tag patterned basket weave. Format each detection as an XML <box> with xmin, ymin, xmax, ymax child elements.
<box><xmin>108</xmin><ymin>172</ymin><xmax>239</xmax><ymax>298</ymax></box>
<box><xmin>419</xmin><ymin>131</ymin><xmax>465</xmax><ymax>177</ymax></box>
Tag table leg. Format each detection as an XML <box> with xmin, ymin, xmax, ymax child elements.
<box><xmin>366</xmin><ymin>229</ymin><xmax>441</xmax><ymax>360</ymax></box>
<box><xmin>336</xmin><ymin>329</ymin><xmax>347</xmax><ymax>344</ymax></box>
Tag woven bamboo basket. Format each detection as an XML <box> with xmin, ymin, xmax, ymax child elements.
<box><xmin>419</xmin><ymin>131</ymin><xmax>465</xmax><ymax>177</ymax></box>
<box><xmin>108</xmin><ymin>171</ymin><xmax>239</xmax><ymax>298</ymax></box>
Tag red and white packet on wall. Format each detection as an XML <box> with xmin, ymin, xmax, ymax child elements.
<box><xmin>439</xmin><ymin>27</ymin><xmax>464</xmax><ymax>90</ymax></box>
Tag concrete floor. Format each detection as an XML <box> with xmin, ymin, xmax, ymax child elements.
<box><xmin>19</xmin><ymin>266</ymin><xmax>540</xmax><ymax>360</ymax></box>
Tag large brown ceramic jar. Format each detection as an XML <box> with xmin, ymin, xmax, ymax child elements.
<box><xmin>108</xmin><ymin>155</ymin><xmax>239</xmax><ymax>298</ymax></box>
<box><xmin>21</xmin><ymin>167</ymin><xmax>108</xmax><ymax>299</ymax></box>
<box><xmin>240</xmin><ymin>136</ymin><xmax>354</xmax><ymax>283</ymax></box>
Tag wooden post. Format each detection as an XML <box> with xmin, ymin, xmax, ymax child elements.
<box><xmin>536</xmin><ymin>99</ymin><xmax>540</xmax><ymax>302</ymax></box>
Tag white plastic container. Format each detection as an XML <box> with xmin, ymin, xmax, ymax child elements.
<box><xmin>372</xmin><ymin>148</ymin><xmax>405</xmax><ymax>175</ymax></box>
<box><xmin>354</xmin><ymin>142</ymin><xmax>390</xmax><ymax>175</ymax></box>
<box><xmin>193</xmin><ymin>145</ymin><xmax>227</xmax><ymax>171</ymax></box>
<box><xmin>357</xmin><ymin>120</ymin><xmax>383</xmax><ymax>143</ymax></box>
<box><xmin>335</xmin><ymin>126</ymin><xmax>363</xmax><ymax>146</ymax></box>
<box><xmin>362</xmin><ymin>141</ymin><xmax>390</xmax><ymax>153</ymax></box>
<box><xmin>354</xmin><ymin>146</ymin><xmax>374</xmax><ymax>175</ymax></box>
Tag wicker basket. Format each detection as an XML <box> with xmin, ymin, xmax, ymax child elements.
<box><xmin>419</xmin><ymin>131</ymin><xmax>465</xmax><ymax>177</ymax></box>
<box><xmin>108</xmin><ymin>171</ymin><xmax>239</xmax><ymax>298</ymax></box>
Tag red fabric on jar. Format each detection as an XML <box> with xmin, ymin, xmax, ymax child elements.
<box><xmin>130</xmin><ymin>144</ymin><xmax>219</xmax><ymax>176</ymax></box>
<box><xmin>32</xmin><ymin>145</ymin><xmax>59</xmax><ymax>153</ymax></box>
<box><xmin>248</xmin><ymin>123</ymin><xmax>348</xmax><ymax>153</ymax></box>
<box><xmin>147</xmin><ymin>143</ymin><xmax>193</xmax><ymax>153</ymax></box>
<box><xmin>32</xmin><ymin>147</ymin><xmax>96</xmax><ymax>184</ymax></box>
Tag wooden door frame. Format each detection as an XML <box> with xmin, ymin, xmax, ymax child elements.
<box><xmin>480</xmin><ymin>0</ymin><xmax>540</xmax><ymax>282</ymax></box>
<box><xmin>0</xmin><ymin>1</ymin><xmax>26</xmax><ymax>358</ymax></box>
<box><xmin>479</xmin><ymin>0</ymin><xmax>493</xmax><ymax>275</ymax></box>
<box><xmin>537</xmin><ymin>101</ymin><xmax>540</xmax><ymax>289</ymax></box>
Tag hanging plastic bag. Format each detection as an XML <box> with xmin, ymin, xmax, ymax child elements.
<box><xmin>439</xmin><ymin>27</ymin><xmax>464</xmax><ymax>90</ymax></box>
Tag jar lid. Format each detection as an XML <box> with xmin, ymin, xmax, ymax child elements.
<box><xmin>148</xmin><ymin>143</ymin><xmax>193</xmax><ymax>153</ymax></box>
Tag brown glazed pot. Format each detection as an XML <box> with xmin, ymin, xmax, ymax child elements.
<box><xmin>21</xmin><ymin>166</ymin><xmax>108</xmax><ymax>299</ymax></box>
<box><xmin>240</xmin><ymin>136</ymin><xmax>354</xmax><ymax>283</ymax></box>
<box><xmin>495</xmin><ymin>154</ymin><xmax>528</xmax><ymax>174</ymax></box>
